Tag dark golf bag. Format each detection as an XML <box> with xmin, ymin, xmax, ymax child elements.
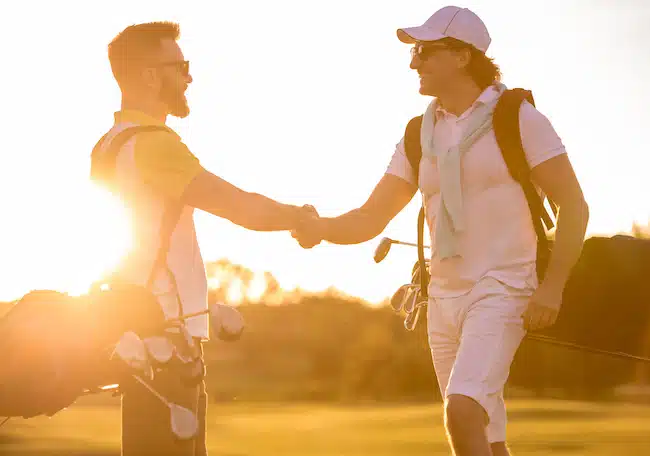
<box><xmin>539</xmin><ymin>234</ymin><xmax>650</xmax><ymax>358</ymax></box>
<box><xmin>403</xmin><ymin>88</ymin><xmax>650</xmax><ymax>362</ymax></box>
<box><xmin>0</xmin><ymin>284</ymin><xmax>169</xmax><ymax>418</ymax></box>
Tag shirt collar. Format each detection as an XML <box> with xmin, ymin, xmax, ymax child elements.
<box><xmin>435</xmin><ymin>83</ymin><xmax>505</xmax><ymax>121</ymax></box>
<box><xmin>113</xmin><ymin>110</ymin><xmax>179</xmax><ymax>138</ymax></box>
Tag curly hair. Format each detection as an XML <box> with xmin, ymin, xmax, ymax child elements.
<box><xmin>439</xmin><ymin>37</ymin><xmax>502</xmax><ymax>90</ymax></box>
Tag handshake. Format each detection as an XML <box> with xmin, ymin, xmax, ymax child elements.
<box><xmin>292</xmin><ymin>204</ymin><xmax>325</xmax><ymax>249</ymax></box>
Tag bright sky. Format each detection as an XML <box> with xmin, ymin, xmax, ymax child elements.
<box><xmin>0</xmin><ymin>0</ymin><xmax>648</xmax><ymax>304</ymax></box>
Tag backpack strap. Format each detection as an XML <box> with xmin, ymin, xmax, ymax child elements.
<box><xmin>90</xmin><ymin>125</ymin><xmax>184</xmax><ymax>291</ymax></box>
<box><xmin>91</xmin><ymin>125</ymin><xmax>170</xmax><ymax>186</ymax></box>
<box><xmin>403</xmin><ymin>115</ymin><xmax>429</xmax><ymax>299</ymax></box>
<box><xmin>492</xmin><ymin>89</ymin><xmax>557</xmax><ymax>228</ymax></box>
<box><xmin>404</xmin><ymin>115</ymin><xmax>424</xmax><ymax>184</ymax></box>
<box><xmin>492</xmin><ymin>88</ymin><xmax>555</xmax><ymax>280</ymax></box>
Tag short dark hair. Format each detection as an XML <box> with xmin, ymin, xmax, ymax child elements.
<box><xmin>108</xmin><ymin>21</ymin><xmax>181</xmax><ymax>88</ymax></box>
<box><xmin>440</xmin><ymin>37</ymin><xmax>502</xmax><ymax>90</ymax></box>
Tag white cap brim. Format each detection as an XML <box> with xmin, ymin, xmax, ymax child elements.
<box><xmin>397</xmin><ymin>26</ymin><xmax>445</xmax><ymax>44</ymax></box>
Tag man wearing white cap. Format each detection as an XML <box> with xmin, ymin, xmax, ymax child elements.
<box><xmin>292</xmin><ymin>5</ymin><xmax>589</xmax><ymax>456</ymax></box>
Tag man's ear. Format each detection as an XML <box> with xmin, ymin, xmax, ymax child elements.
<box><xmin>456</xmin><ymin>48</ymin><xmax>472</xmax><ymax>70</ymax></box>
<box><xmin>140</xmin><ymin>67</ymin><xmax>158</xmax><ymax>88</ymax></box>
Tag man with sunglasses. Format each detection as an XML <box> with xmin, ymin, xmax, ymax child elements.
<box><xmin>292</xmin><ymin>6</ymin><xmax>588</xmax><ymax>456</ymax></box>
<box><xmin>95</xmin><ymin>22</ymin><xmax>316</xmax><ymax>456</ymax></box>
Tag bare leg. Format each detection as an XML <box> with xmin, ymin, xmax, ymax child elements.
<box><xmin>444</xmin><ymin>394</ymin><xmax>493</xmax><ymax>456</ymax></box>
<box><xmin>491</xmin><ymin>441</ymin><xmax>511</xmax><ymax>456</ymax></box>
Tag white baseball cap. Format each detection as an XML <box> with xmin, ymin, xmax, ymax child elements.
<box><xmin>397</xmin><ymin>6</ymin><xmax>491</xmax><ymax>53</ymax></box>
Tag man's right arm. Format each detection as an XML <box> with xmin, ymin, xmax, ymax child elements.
<box><xmin>293</xmin><ymin>136</ymin><xmax>419</xmax><ymax>248</ymax></box>
<box><xmin>134</xmin><ymin>133</ymin><xmax>310</xmax><ymax>232</ymax></box>
<box><xmin>317</xmin><ymin>174</ymin><xmax>417</xmax><ymax>245</ymax></box>
<box><xmin>182</xmin><ymin>169</ymin><xmax>309</xmax><ymax>232</ymax></box>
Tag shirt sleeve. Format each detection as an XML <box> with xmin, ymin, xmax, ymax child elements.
<box><xmin>133</xmin><ymin>131</ymin><xmax>204</xmax><ymax>201</ymax></box>
<box><xmin>385</xmin><ymin>137</ymin><xmax>418</xmax><ymax>186</ymax></box>
<box><xmin>519</xmin><ymin>100</ymin><xmax>567</xmax><ymax>169</ymax></box>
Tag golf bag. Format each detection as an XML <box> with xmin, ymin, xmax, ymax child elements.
<box><xmin>0</xmin><ymin>126</ymin><xmax>205</xmax><ymax>420</ymax></box>
<box><xmin>0</xmin><ymin>285</ymin><xmax>169</xmax><ymax>418</ymax></box>
<box><xmin>403</xmin><ymin>88</ymin><xmax>650</xmax><ymax>360</ymax></box>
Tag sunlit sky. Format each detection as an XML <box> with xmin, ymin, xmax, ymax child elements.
<box><xmin>0</xmin><ymin>0</ymin><xmax>648</xmax><ymax>304</ymax></box>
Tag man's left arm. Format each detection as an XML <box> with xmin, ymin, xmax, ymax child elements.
<box><xmin>519</xmin><ymin>102</ymin><xmax>590</xmax><ymax>330</ymax></box>
<box><xmin>531</xmin><ymin>154</ymin><xmax>590</xmax><ymax>289</ymax></box>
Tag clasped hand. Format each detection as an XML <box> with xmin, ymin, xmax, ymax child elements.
<box><xmin>292</xmin><ymin>205</ymin><xmax>324</xmax><ymax>249</ymax></box>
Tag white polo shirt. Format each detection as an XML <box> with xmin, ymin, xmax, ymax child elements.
<box><xmin>386</xmin><ymin>85</ymin><xmax>567</xmax><ymax>298</ymax></box>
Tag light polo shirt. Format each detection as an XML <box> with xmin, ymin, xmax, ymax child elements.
<box><xmin>94</xmin><ymin>110</ymin><xmax>209</xmax><ymax>339</ymax></box>
<box><xmin>386</xmin><ymin>85</ymin><xmax>567</xmax><ymax>298</ymax></box>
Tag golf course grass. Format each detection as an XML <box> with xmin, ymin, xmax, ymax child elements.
<box><xmin>2</xmin><ymin>398</ymin><xmax>650</xmax><ymax>455</ymax></box>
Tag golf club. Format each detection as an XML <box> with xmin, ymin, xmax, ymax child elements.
<box><xmin>144</xmin><ymin>336</ymin><xmax>175</xmax><ymax>364</ymax></box>
<box><xmin>132</xmin><ymin>375</ymin><xmax>198</xmax><ymax>440</ymax></box>
<box><xmin>210</xmin><ymin>302</ymin><xmax>245</xmax><ymax>341</ymax></box>
<box><xmin>172</xmin><ymin>324</ymin><xmax>201</xmax><ymax>364</ymax></box>
<box><xmin>405</xmin><ymin>306</ymin><xmax>423</xmax><ymax>331</ymax></box>
<box><xmin>403</xmin><ymin>287</ymin><xmax>421</xmax><ymax>314</ymax></box>
<box><xmin>374</xmin><ymin>237</ymin><xmax>431</xmax><ymax>263</ymax></box>
<box><xmin>411</xmin><ymin>264</ymin><xmax>422</xmax><ymax>284</ymax></box>
<box><xmin>526</xmin><ymin>333</ymin><xmax>650</xmax><ymax>363</ymax></box>
<box><xmin>112</xmin><ymin>331</ymin><xmax>153</xmax><ymax>380</ymax></box>
<box><xmin>166</xmin><ymin>303</ymin><xmax>245</xmax><ymax>342</ymax></box>
<box><xmin>390</xmin><ymin>284</ymin><xmax>419</xmax><ymax>312</ymax></box>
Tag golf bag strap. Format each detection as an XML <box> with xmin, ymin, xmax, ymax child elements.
<box><xmin>146</xmin><ymin>201</ymin><xmax>184</xmax><ymax>290</ymax></box>
<box><xmin>404</xmin><ymin>116</ymin><xmax>429</xmax><ymax>299</ymax></box>
<box><xmin>416</xmin><ymin>206</ymin><xmax>429</xmax><ymax>299</ymax></box>
<box><xmin>91</xmin><ymin>125</ymin><xmax>170</xmax><ymax>186</ymax></box>
<box><xmin>90</xmin><ymin>125</ymin><xmax>185</xmax><ymax>292</ymax></box>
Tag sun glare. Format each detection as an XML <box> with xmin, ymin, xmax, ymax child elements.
<box><xmin>246</xmin><ymin>272</ymin><xmax>268</xmax><ymax>303</ymax></box>
<box><xmin>208</xmin><ymin>276</ymin><xmax>221</xmax><ymax>290</ymax></box>
<box><xmin>226</xmin><ymin>278</ymin><xmax>244</xmax><ymax>305</ymax></box>
<box><xmin>62</xmin><ymin>183</ymin><xmax>132</xmax><ymax>296</ymax></box>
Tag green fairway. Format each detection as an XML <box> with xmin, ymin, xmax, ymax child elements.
<box><xmin>2</xmin><ymin>399</ymin><xmax>650</xmax><ymax>455</ymax></box>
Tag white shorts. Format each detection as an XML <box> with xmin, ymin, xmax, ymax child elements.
<box><xmin>427</xmin><ymin>277</ymin><xmax>530</xmax><ymax>443</ymax></box>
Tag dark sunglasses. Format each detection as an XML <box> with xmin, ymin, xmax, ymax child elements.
<box><xmin>156</xmin><ymin>60</ymin><xmax>190</xmax><ymax>77</ymax></box>
<box><xmin>410</xmin><ymin>43</ymin><xmax>451</xmax><ymax>60</ymax></box>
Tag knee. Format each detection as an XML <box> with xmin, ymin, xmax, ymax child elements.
<box><xmin>444</xmin><ymin>394</ymin><xmax>488</xmax><ymax>430</ymax></box>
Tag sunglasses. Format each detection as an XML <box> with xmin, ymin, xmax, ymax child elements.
<box><xmin>410</xmin><ymin>43</ymin><xmax>452</xmax><ymax>60</ymax></box>
<box><xmin>156</xmin><ymin>60</ymin><xmax>190</xmax><ymax>77</ymax></box>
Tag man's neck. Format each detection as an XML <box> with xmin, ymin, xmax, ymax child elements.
<box><xmin>121</xmin><ymin>97</ymin><xmax>167</xmax><ymax>123</ymax></box>
<box><xmin>436</xmin><ymin>80</ymin><xmax>484</xmax><ymax>117</ymax></box>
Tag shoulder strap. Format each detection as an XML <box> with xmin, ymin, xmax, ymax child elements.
<box><xmin>403</xmin><ymin>115</ymin><xmax>429</xmax><ymax>299</ymax></box>
<box><xmin>493</xmin><ymin>88</ymin><xmax>558</xmax><ymax>227</ymax></box>
<box><xmin>492</xmin><ymin>88</ymin><xmax>555</xmax><ymax>280</ymax></box>
<box><xmin>90</xmin><ymin>125</ymin><xmax>183</xmax><ymax>291</ymax></box>
<box><xmin>492</xmin><ymin>89</ymin><xmax>557</xmax><ymax>230</ymax></box>
<box><xmin>91</xmin><ymin>125</ymin><xmax>170</xmax><ymax>187</ymax></box>
<box><xmin>404</xmin><ymin>115</ymin><xmax>424</xmax><ymax>184</ymax></box>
